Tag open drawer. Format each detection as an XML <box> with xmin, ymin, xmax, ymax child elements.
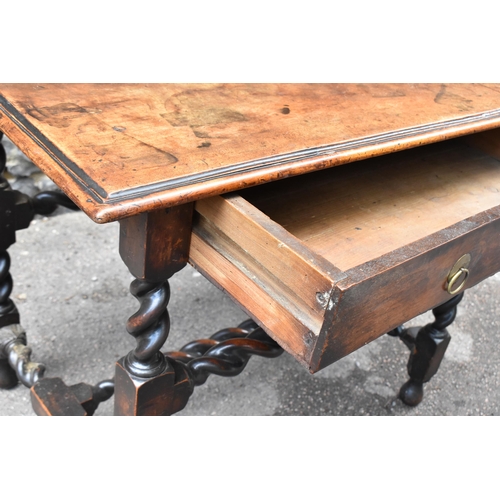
<box><xmin>189</xmin><ymin>131</ymin><xmax>500</xmax><ymax>373</ymax></box>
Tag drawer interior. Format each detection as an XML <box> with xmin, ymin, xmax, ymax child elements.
<box><xmin>190</xmin><ymin>134</ymin><xmax>500</xmax><ymax>372</ymax></box>
<box><xmin>240</xmin><ymin>138</ymin><xmax>500</xmax><ymax>272</ymax></box>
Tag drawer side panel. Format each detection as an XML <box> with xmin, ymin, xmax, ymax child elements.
<box><xmin>190</xmin><ymin>228</ymin><xmax>317</xmax><ymax>366</ymax></box>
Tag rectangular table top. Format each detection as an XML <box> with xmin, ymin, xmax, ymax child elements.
<box><xmin>2</xmin><ymin>83</ymin><xmax>500</xmax><ymax>222</ymax></box>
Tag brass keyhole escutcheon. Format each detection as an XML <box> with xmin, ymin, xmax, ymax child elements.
<box><xmin>446</xmin><ymin>254</ymin><xmax>471</xmax><ymax>295</ymax></box>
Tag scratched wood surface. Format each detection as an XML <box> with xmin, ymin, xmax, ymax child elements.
<box><xmin>2</xmin><ymin>84</ymin><xmax>500</xmax><ymax>222</ymax></box>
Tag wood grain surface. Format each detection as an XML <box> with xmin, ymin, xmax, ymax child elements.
<box><xmin>2</xmin><ymin>84</ymin><xmax>500</xmax><ymax>222</ymax></box>
<box><xmin>242</xmin><ymin>138</ymin><xmax>500</xmax><ymax>270</ymax></box>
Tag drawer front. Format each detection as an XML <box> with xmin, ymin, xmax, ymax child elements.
<box><xmin>313</xmin><ymin>207</ymin><xmax>500</xmax><ymax>371</ymax></box>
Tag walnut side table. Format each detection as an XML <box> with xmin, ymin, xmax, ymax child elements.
<box><xmin>1</xmin><ymin>84</ymin><xmax>500</xmax><ymax>415</ymax></box>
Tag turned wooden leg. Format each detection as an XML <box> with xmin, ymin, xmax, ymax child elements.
<box><xmin>114</xmin><ymin>204</ymin><xmax>194</xmax><ymax>416</ymax></box>
<box><xmin>0</xmin><ymin>133</ymin><xmax>77</xmax><ymax>332</ymax></box>
<box><xmin>114</xmin><ymin>277</ymin><xmax>179</xmax><ymax>416</ymax></box>
<box><xmin>0</xmin><ymin>133</ymin><xmax>42</xmax><ymax>388</ymax></box>
<box><xmin>0</xmin><ymin>134</ymin><xmax>20</xmax><ymax>388</ymax></box>
<box><xmin>2</xmin><ymin>132</ymin><xmax>111</xmax><ymax>415</ymax></box>
<box><xmin>398</xmin><ymin>293</ymin><xmax>464</xmax><ymax>406</ymax></box>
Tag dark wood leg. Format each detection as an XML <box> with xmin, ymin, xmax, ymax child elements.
<box><xmin>0</xmin><ymin>131</ymin><xmax>78</xmax><ymax>327</ymax></box>
<box><xmin>115</xmin><ymin>297</ymin><xmax>284</xmax><ymax>416</ymax></box>
<box><xmin>114</xmin><ymin>276</ymin><xmax>178</xmax><ymax>416</ymax></box>
<box><xmin>390</xmin><ymin>293</ymin><xmax>464</xmax><ymax>406</ymax></box>
<box><xmin>0</xmin><ymin>132</ymin><xmax>46</xmax><ymax>389</ymax></box>
<box><xmin>1</xmin><ymin>132</ymin><xmax>115</xmax><ymax>414</ymax></box>
<box><xmin>114</xmin><ymin>205</ymin><xmax>194</xmax><ymax>416</ymax></box>
<box><xmin>0</xmin><ymin>173</ymin><xmax>45</xmax><ymax>387</ymax></box>
<box><xmin>0</xmin><ymin>133</ymin><xmax>20</xmax><ymax>388</ymax></box>
<box><xmin>114</xmin><ymin>205</ymin><xmax>284</xmax><ymax>415</ymax></box>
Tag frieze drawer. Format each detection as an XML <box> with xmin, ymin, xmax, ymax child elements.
<box><xmin>189</xmin><ymin>133</ymin><xmax>500</xmax><ymax>373</ymax></box>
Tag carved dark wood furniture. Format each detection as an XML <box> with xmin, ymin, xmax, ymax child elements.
<box><xmin>2</xmin><ymin>84</ymin><xmax>500</xmax><ymax>415</ymax></box>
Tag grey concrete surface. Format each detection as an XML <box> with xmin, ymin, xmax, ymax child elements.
<box><xmin>1</xmin><ymin>210</ymin><xmax>499</xmax><ymax>416</ymax></box>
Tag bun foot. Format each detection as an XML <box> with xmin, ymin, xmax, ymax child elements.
<box><xmin>0</xmin><ymin>358</ymin><xmax>18</xmax><ymax>389</ymax></box>
<box><xmin>399</xmin><ymin>380</ymin><xmax>423</xmax><ymax>407</ymax></box>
